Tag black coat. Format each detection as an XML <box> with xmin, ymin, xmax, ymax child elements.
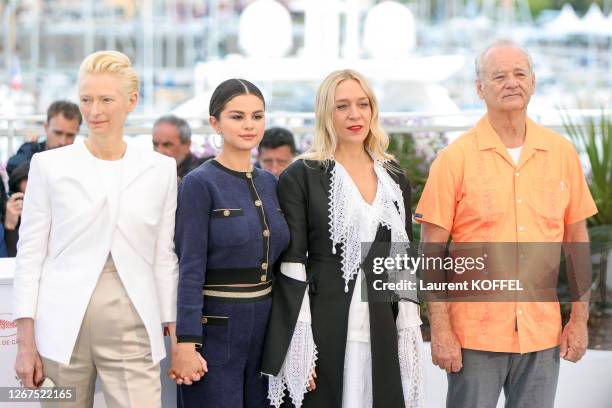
<box><xmin>177</xmin><ymin>152</ymin><xmax>208</xmax><ymax>182</ymax></box>
<box><xmin>7</xmin><ymin>141</ymin><xmax>45</xmax><ymax>176</ymax></box>
<box><xmin>262</xmin><ymin>159</ymin><xmax>415</xmax><ymax>408</ymax></box>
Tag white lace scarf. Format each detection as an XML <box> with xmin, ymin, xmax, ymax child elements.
<box><xmin>267</xmin><ymin>320</ymin><xmax>318</xmax><ymax>407</ymax></box>
<box><xmin>398</xmin><ymin>326</ymin><xmax>425</xmax><ymax>408</ymax></box>
<box><xmin>328</xmin><ymin>160</ymin><xmax>410</xmax><ymax>292</ymax></box>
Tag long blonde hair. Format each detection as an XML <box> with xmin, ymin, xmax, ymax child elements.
<box><xmin>78</xmin><ymin>50</ymin><xmax>139</xmax><ymax>96</ymax></box>
<box><xmin>301</xmin><ymin>69</ymin><xmax>394</xmax><ymax>164</ymax></box>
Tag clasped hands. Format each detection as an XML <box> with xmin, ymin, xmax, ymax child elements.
<box><xmin>168</xmin><ymin>343</ymin><xmax>208</xmax><ymax>385</ymax></box>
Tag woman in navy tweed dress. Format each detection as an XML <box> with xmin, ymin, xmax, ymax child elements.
<box><xmin>171</xmin><ymin>79</ymin><xmax>290</xmax><ymax>407</ymax></box>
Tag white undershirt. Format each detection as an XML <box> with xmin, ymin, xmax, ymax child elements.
<box><xmin>345</xmin><ymin>173</ymin><xmax>421</xmax><ymax>342</ymax></box>
<box><xmin>507</xmin><ymin>146</ymin><xmax>523</xmax><ymax>166</ymax></box>
<box><xmin>346</xmin><ymin>192</ymin><xmax>379</xmax><ymax>342</ymax></box>
<box><xmin>92</xmin><ymin>157</ymin><xmax>124</xmax><ymax>194</ymax></box>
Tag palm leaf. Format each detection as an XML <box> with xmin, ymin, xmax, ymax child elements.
<box><xmin>561</xmin><ymin>109</ymin><xmax>612</xmax><ymax>226</ymax></box>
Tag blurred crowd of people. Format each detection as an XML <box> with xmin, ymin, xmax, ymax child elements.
<box><xmin>0</xmin><ymin>101</ymin><xmax>297</xmax><ymax>258</ymax></box>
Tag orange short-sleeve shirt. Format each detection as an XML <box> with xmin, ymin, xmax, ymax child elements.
<box><xmin>415</xmin><ymin>115</ymin><xmax>598</xmax><ymax>353</ymax></box>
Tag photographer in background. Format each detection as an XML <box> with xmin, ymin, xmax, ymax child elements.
<box><xmin>6</xmin><ymin>101</ymin><xmax>81</xmax><ymax>176</ymax></box>
<box><xmin>4</xmin><ymin>161</ymin><xmax>29</xmax><ymax>257</ymax></box>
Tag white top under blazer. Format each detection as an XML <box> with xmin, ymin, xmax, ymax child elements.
<box><xmin>13</xmin><ymin>140</ymin><xmax>179</xmax><ymax>365</ymax></box>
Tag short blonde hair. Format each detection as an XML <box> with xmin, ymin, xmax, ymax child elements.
<box><xmin>301</xmin><ymin>69</ymin><xmax>394</xmax><ymax>164</ymax></box>
<box><xmin>78</xmin><ymin>50</ymin><xmax>139</xmax><ymax>95</ymax></box>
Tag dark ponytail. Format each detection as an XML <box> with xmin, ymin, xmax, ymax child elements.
<box><xmin>209</xmin><ymin>79</ymin><xmax>265</xmax><ymax>119</ymax></box>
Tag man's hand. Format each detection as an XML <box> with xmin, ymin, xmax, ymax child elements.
<box><xmin>4</xmin><ymin>193</ymin><xmax>24</xmax><ymax>230</ymax></box>
<box><xmin>420</xmin><ymin>222</ymin><xmax>462</xmax><ymax>373</ymax></box>
<box><xmin>431</xmin><ymin>326</ymin><xmax>463</xmax><ymax>373</ymax></box>
<box><xmin>560</xmin><ymin>318</ymin><xmax>588</xmax><ymax>363</ymax></box>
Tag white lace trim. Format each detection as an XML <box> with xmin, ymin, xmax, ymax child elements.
<box><xmin>328</xmin><ymin>160</ymin><xmax>410</xmax><ymax>292</ymax></box>
<box><xmin>267</xmin><ymin>320</ymin><xmax>318</xmax><ymax>408</ymax></box>
<box><xmin>398</xmin><ymin>326</ymin><xmax>425</xmax><ymax>408</ymax></box>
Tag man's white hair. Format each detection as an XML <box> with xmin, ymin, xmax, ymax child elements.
<box><xmin>475</xmin><ymin>39</ymin><xmax>534</xmax><ymax>80</ymax></box>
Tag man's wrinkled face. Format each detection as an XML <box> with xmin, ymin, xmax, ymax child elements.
<box><xmin>44</xmin><ymin>114</ymin><xmax>80</xmax><ymax>150</ymax></box>
<box><xmin>476</xmin><ymin>46</ymin><xmax>535</xmax><ymax>114</ymax></box>
<box><xmin>258</xmin><ymin>145</ymin><xmax>293</xmax><ymax>177</ymax></box>
<box><xmin>153</xmin><ymin>122</ymin><xmax>191</xmax><ymax>166</ymax></box>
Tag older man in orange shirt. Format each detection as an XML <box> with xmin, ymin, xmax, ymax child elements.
<box><xmin>416</xmin><ymin>40</ymin><xmax>597</xmax><ymax>408</ymax></box>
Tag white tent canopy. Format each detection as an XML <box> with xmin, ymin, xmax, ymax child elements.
<box><xmin>544</xmin><ymin>4</ymin><xmax>582</xmax><ymax>36</ymax></box>
<box><xmin>446</xmin><ymin>16</ymin><xmax>491</xmax><ymax>31</ymax></box>
<box><xmin>545</xmin><ymin>3</ymin><xmax>612</xmax><ymax>37</ymax></box>
<box><xmin>579</xmin><ymin>3</ymin><xmax>612</xmax><ymax>36</ymax></box>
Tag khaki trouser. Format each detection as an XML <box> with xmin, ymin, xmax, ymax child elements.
<box><xmin>41</xmin><ymin>256</ymin><xmax>161</xmax><ymax>408</ymax></box>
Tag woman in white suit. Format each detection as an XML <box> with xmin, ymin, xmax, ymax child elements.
<box><xmin>13</xmin><ymin>51</ymin><xmax>179</xmax><ymax>407</ymax></box>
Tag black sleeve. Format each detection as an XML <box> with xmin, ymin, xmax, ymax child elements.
<box><xmin>261</xmin><ymin>160</ymin><xmax>310</xmax><ymax>376</ymax></box>
<box><xmin>277</xmin><ymin>160</ymin><xmax>309</xmax><ymax>264</ymax></box>
<box><xmin>6</xmin><ymin>142</ymin><xmax>40</xmax><ymax>176</ymax></box>
<box><xmin>5</xmin><ymin>228</ymin><xmax>18</xmax><ymax>257</ymax></box>
<box><xmin>0</xmin><ymin>181</ymin><xmax>6</xmax><ymax>224</ymax></box>
<box><xmin>387</xmin><ymin>164</ymin><xmax>420</xmax><ymax>305</ymax></box>
<box><xmin>401</xmin><ymin>173</ymin><xmax>414</xmax><ymax>242</ymax></box>
<box><xmin>387</xmin><ymin>163</ymin><xmax>414</xmax><ymax>241</ymax></box>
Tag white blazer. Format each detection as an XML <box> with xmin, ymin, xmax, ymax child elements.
<box><xmin>13</xmin><ymin>140</ymin><xmax>179</xmax><ymax>365</ymax></box>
